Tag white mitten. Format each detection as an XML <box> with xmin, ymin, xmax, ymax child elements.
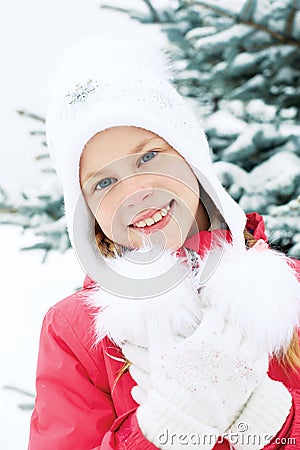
<box><xmin>123</xmin><ymin>310</ymin><xmax>292</xmax><ymax>450</ymax></box>
<box><xmin>225</xmin><ymin>377</ymin><xmax>292</xmax><ymax>449</ymax></box>
<box><xmin>123</xmin><ymin>343</ymin><xmax>149</xmax><ymax>405</ymax></box>
<box><xmin>132</xmin><ymin>306</ymin><xmax>270</xmax><ymax>449</ymax></box>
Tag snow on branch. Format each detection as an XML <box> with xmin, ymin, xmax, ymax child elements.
<box><xmin>186</xmin><ymin>0</ymin><xmax>300</xmax><ymax>48</ymax></box>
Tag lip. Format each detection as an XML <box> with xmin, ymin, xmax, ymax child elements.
<box><xmin>129</xmin><ymin>199</ymin><xmax>175</xmax><ymax>232</ymax></box>
<box><xmin>129</xmin><ymin>200</ymin><xmax>172</xmax><ymax>226</ymax></box>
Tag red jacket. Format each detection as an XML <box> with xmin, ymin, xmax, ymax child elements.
<box><xmin>28</xmin><ymin>213</ymin><xmax>300</xmax><ymax>450</ymax></box>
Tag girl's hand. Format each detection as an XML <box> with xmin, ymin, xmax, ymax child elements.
<box><xmin>124</xmin><ymin>307</ymin><xmax>267</xmax><ymax>417</ymax></box>
<box><xmin>123</xmin><ymin>307</ymin><xmax>291</xmax><ymax>450</ymax></box>
<box><xmin>124</xmin><ymin>306</ymin><xmax>292</xmax><ymax>449</ymax></box>
<box><xmin>123</xmin><ymin>306</ymin><xmax>269</xmax><ymax>436</ymax></box>
<box><xmin>145</xmin><ymin>306</ymin><xmax>268</xmax><ymax>429</ymax></box>
<box><xmin>122</xmin><ymin>342</ymin><xmax>149</xmax><ymax>405</ymax></box>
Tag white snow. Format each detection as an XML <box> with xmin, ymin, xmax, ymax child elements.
<box><xmin>194</xmin><ymin>24</ymin><xmax>252</xmax><ymax>51</ymax></box>
<box><xmin>0</xmin><ymin>225</ymin><xmax>85</xmax><ymax>449</ymax></box>
<box><xmin>230</xmin><ymin>52</ymin><xmax>257</xmax><ymax>71</ymax></box>
<box><xmin>239</xmin><ymin>152</ymin><xmax>300</xmax><ymax>212</ymax></box>
<box><xmin>204</xmin><ymin>110</ymin><xmax>247</xmax><ymax>137</ymax></box>
<box><xmin>213</xmin><ymin>161</ymin><xmax>250</xmax><ymax>199</ymax></box>
<box><xmin>245</xmin><ymin>99</ymin><xmax>277</xmax><ymax>122</ymax></box>
<box><xmin>222</xmin><ymin>124</ymin><xmax>260</xmax><ymax>161</ymax></box>
<box><xmin>197</xmin><ymin>0</ymin><xmax>243</xmax><ymax>15</ymax></box>
<box><xmin>249</xmin><ymin>151</ymin><xmax>300</xmax><ymax>189</ymax></box>
<box><xmin>185</xmin><ymin>26</ymin><xmax>217</xmax><ymax>40</ymax></box>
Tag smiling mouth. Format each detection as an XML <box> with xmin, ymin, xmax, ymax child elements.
<box><xmin>130</xmin><ymin>199</ymin><xmax>175</xmax><ymax>229</ymax></box>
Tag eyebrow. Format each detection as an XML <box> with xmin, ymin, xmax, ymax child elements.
<box><xmin>81</xmin><ymin>137</ymin><xmax>159</xmax><ymax>185</ymax></box>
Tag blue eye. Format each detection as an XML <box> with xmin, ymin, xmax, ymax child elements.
<box><xmin>95</xmin><ymin>177</ymin><xmax>117</xmax><ymax>190</ymax></box>
<box><xmin>140</xmin><ymin>151</ymin><xmax>157</xmax><ymax>164</ymax></box>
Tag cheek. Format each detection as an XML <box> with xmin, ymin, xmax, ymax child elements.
<box><xmin>170</xmin><ymin>177</ymin><xmax>199</xmax><ymax>211</ymax></box>
<box><xmin>94</xmin><ymin>192</ymin><xmax>131</xmax><ymax>242</ymax></box>
<box><xmin>92</xmin><ymin>194</ymin><xmax>117</xmax><ymax>233</ymax></box>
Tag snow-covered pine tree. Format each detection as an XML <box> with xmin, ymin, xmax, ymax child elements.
<box><xmin>0</xmin><ymin>111</ymin><xmax>69</xmax><ymax>262</ymax></box>
<box><xmin>100</xmin><ymin>0</ymin><xmax>300</xmax><ymax>257</ymax></box>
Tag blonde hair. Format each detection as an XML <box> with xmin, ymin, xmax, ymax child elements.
<box><xmin>95</xmin><ymin>222</ymin><xmax>300</xmax><ymax>380</ymax></box>
<box><xmin>95</xmin><ymin>221</ymin><xmax>123</xmax><ymax>258</ymax></box>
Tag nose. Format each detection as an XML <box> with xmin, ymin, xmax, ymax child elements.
<box><xmin>120</xmin><ymin>176</ymin><xmax>154</xmax><ymax>208</ymax></box>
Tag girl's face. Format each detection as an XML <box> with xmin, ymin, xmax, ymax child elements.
<box><xmin>80</xmin><ymin>126</ymin><xmax>209</xmax><ymax>250</ymax></box>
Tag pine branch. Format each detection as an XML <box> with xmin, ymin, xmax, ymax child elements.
<box><xmin>286</xmin><ymin>0</ymin><xmax>297</xmax><ymax>37</ymax></box>
<box><xmin>239</xmin><ymin>0</ymin><xmax>256</xmax><ymax>21</ymax></box>
<box><xmin>100</xmin><ymin>4</ymin><xmax>135</xmax><ymax>15</ymax></box>
<box><xmin>41</xmin><ymin>167</ymin><xmax>56</xmax><ymax>173</ymax></box>
<box><xmin>0</xmin><ymin>206</ymin><xmax>18</xmax><ymax>214</ymax></box>
<box><xmin>100</xmin><ymin>1</ymin><xmax>161</xmax><ymax>23</ymax></box>
<box><xmin>30</xmin><ymin>130</ymin><xmax>46</xmax><ymax>136</ymax></box>
<box><xmin>142</xmin><ymin>0</ymin><xmax>160</xmax><ymax>22</ymax></box>
<box><xmin>18</xmin><ymin>402</ymin><xmax>35</xmax><ymax>411</ymax></box>
<box><xmin>3</xmin><ymin>385</ymin><xmax>35</xmax><ymax>398</ymax></box>
<box><xmin>35</xmin><ymin>153</ymin><xmax>50</xmax><ymax>161</ymax></box>
<box><xmin>21</xmin><ymin>245</ymin><xmax>51</xmax><ymax>263</ymax></box>
<box><xmin>21</xmin><ymin>243</ymin><xmax>52</xmax><ymax>251</ymax></box>
<box><xmin>17</xmin><ymin>110</ymin><xmax>45</xmax><ymax>123</ymax></box>
<box><xmin>3</xmin><ymin>385</ymin><xmax>35</xmax><ymax>411</ymax></box>
<box><xmin>185</xmin><ymin>0</ymin><xmax>300</xmax><ymax>48</ymax></box>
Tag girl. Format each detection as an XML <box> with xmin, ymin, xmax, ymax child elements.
<box><xmin>28</xmin><ymin>38</ymin><xmax>300</xmax><ymax>449</ymax></box>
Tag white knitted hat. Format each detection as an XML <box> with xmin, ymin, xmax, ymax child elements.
<box><xmin>46</xmin><ymin>37</ymin><xmax>246</xmax><ymax>294</ymax></box>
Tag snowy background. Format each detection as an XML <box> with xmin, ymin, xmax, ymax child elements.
<box><xmin>0</xmin><ymin>1</ymin><xmax>166</xmax><ymax>448</ymax></box>
<box><xmin>1</xmin><ymin>0</ymin><xmax>300</xmax><ymax>447</ymax></box>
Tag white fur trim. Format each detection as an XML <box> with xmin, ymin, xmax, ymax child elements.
<box><xmin>89</xmin><ymin>248</ymin><xmax>202</xmax><ymax>347</ymax></box>
<box><xmin>89</xmin><ymin>241</ymin><xmax>300</xmax><ymax>354</ymax></box>
<box><xmin>198</xmin><ymin>241</ymin><xmax>300</xmax><ymax>354</ymax></box>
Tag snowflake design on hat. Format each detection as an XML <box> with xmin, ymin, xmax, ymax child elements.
<box><xmin>66</xmin><ymin>79</ymin><xmax>98</xmax><ymax>105</ymax></box>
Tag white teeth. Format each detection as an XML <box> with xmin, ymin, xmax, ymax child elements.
<box><xmin>132</xmin><ymin>202</ymin><xmax>173</xmax><ymax>228</ymax></box>
<box><xmin>153</xmin><ymin>212</ymin><xmax>163</xmax><ymax>223</ymax></box>
<box><xmin>145</xmin><ymin>217</ymin><xmax>155</xmax><ymax>226</ymax></box>
<box><xmin>136</xmin><ymin>220</ymin><xmax>146</xmax><ymax>228</ymax></box>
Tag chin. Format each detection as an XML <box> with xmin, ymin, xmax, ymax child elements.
<box><xmin>125</xmin><ymin>221</ymin><xmax>188</xmax><ymax>252</ymax></box>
